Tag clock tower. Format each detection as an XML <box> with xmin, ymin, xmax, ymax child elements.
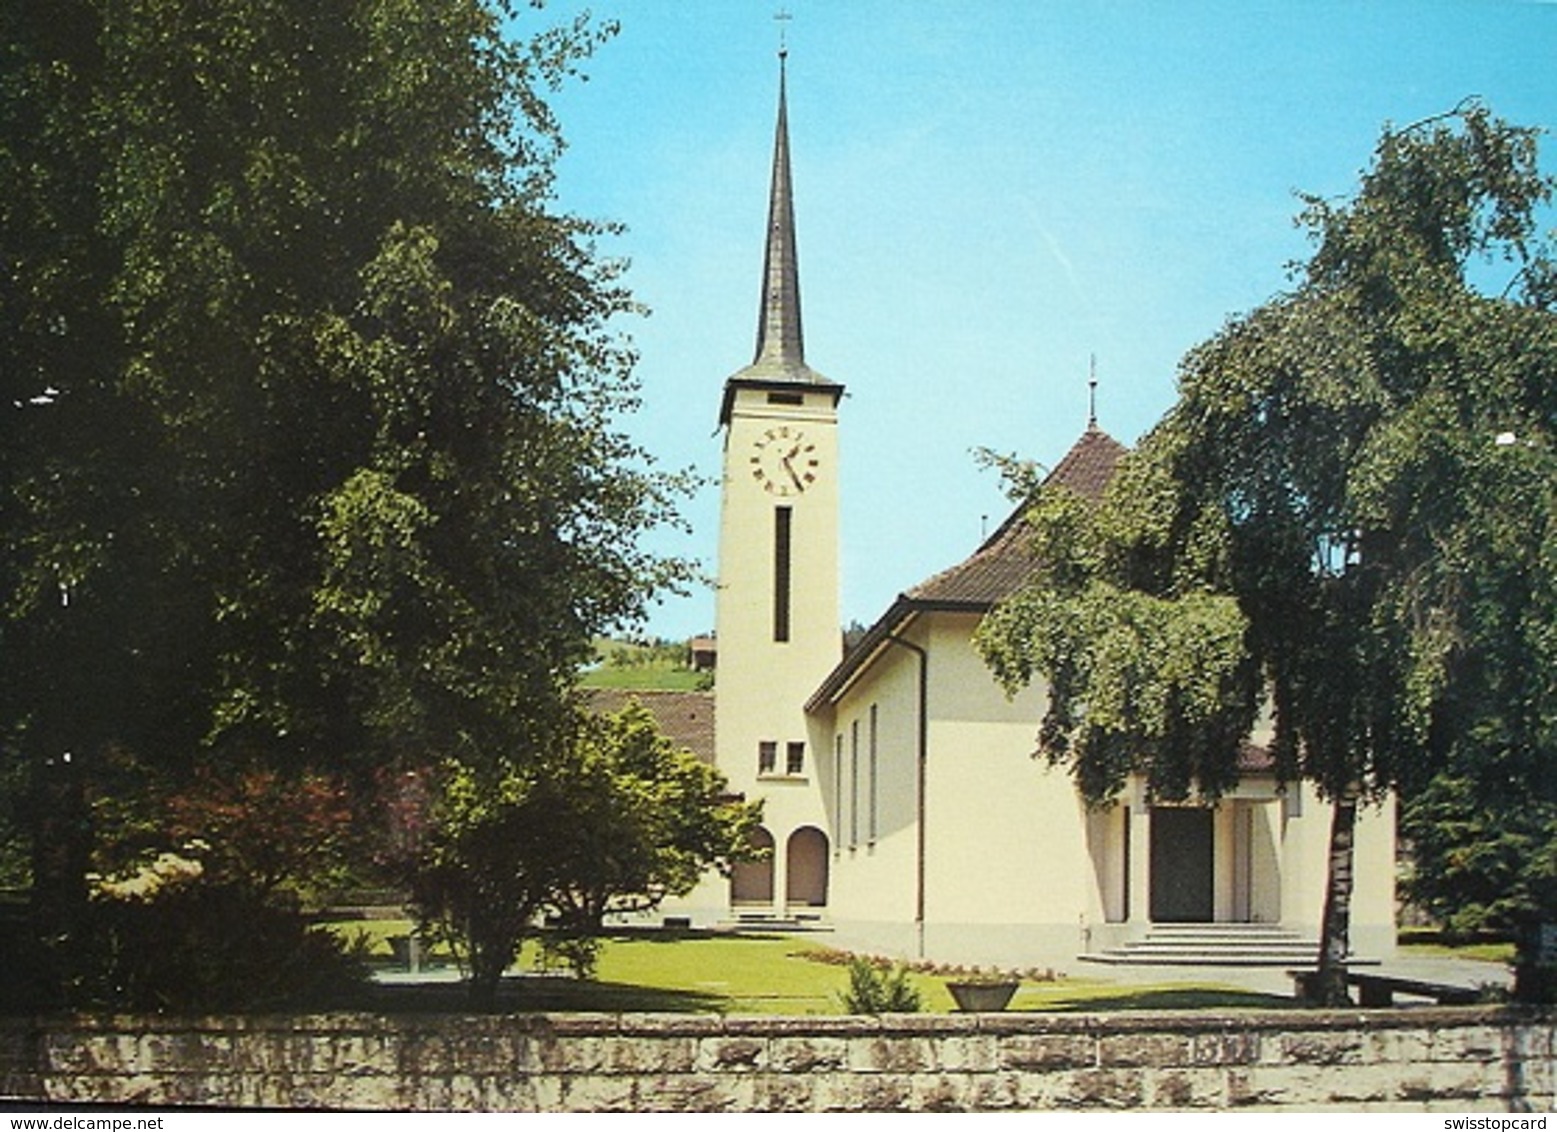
<box><xmin>715</xmin><ymin>48</ymin><xmax>843</xmax><ymax>915</ymax></box>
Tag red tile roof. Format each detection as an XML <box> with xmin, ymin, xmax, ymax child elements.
<box><xmin>808</xmin><ymin>426</ymin><xmax>1127</xmax><ymax>709</ymax></box>
<box><xmin>585</xmin><ymin>689</ymin><xmax>716</xmax><ymax>766</ymax></box>
<box><xmin>906</xmin><ymin>426</ymin><xmax>1127</xmax><ymax>609</ymax></box>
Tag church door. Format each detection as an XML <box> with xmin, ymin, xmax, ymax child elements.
<box><xmin>785</xmin><ymin>827</ymin><xmax>829</xmax><ymax>907</ymax></box>
<box><xmin>730</xmin><ymin>826</ymin><xmax>775</xmax><ymax>905</ymax></box>
<box><xmin>1149</xmin><ymin>807</ymin><xmax>1214</xmax><ymax>923</ymax></box>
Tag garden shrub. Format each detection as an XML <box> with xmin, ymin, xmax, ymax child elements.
<box><xmin>537</xmin><ymin>931</ymin><xmax>603</xmax><ymax>980</ymax></box>
<box><xmin>71</xmin><ymin>879</ymin><xmax>369</xmax><ymax>1012</ymax></box>
<box><xmin>839</xmin><ymin>956</ymin><xmax>922</xmax><ymax>1013</ymax></box>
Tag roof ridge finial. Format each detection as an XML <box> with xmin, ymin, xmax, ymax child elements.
<box><xmin>1087</xmin><ymin>354</ymin><xmax>1099</xmax><ymax>431</ymax></box>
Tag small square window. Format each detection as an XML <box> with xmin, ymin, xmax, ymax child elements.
<box><xmin>758</xmin><ymin>741</ymin><xmax>777</xmax><ymax>775</ymax></box>
<box><xmin>786</xmin><ymin>741</ymin><xmax>805</xmax><ymax>776</ymax></box>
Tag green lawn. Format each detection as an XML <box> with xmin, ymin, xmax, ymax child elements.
<box><xmin>1398</xmin><ymin>928</ymin><xmax>1516</xmax><ymax>965</ymax></box>
<box><xmin>332</xmin><ymin>924</ymin><xmax>1292</xmax><ymax>1014</ymax></box>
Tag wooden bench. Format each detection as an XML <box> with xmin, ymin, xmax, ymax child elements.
<box><xmin>1349</xmin><ymin>972</ymin><xmax>1482</xmax><ymax>1006</ymax></box>
<box><xmin>1290</xmin><ymin>969</ymin><xmax>1482</xmax><ymax>1006</ymax></box>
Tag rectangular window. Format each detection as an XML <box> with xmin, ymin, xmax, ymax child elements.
<box><xmin>758</xmin><ymin>741</ymin><xmax>777</xmax><ymax>775</ymax></box>
<box><xmin>850</xmin><ymin>719</ymin><xmax>860</xmax><ymax>849</ymax></box>
<box><xmin>786</xmin><ymin>741</ymin><xmax>805</xmax><ymax>776</ymax></box>
<box><xmin>834</xmin><ymin>734</ymin><xmax>844</xmax><ymax>855</ymax></box>
<box><xmin>868</xmin><ymin>704</ymin><xmax>879</xmax><ymax>845</ymax></box>
<box><xmin>767</xmin><ymin>390</ymin><xmax>804</xmax><ymax>406</ymax></box>
<box><xmin>773</xmin><ymin>506</ymin><xmax>792</xmax><ymax>642</ymax></box>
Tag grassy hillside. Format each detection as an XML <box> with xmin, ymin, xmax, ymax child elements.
<box><xmin>579</xmin><ymin>638</ymin><xmax>711</xmax><ymax>692</ymax></box>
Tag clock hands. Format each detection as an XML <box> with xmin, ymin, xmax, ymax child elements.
<box><xmin>752</xmin><ymin>430</ymin><xmax>817</xmax><ymax>495</ymax></box>
<box><xmin>781</xmin><ymin>443</ymin><xmax>805</xmax><ymax>491</ymax></box>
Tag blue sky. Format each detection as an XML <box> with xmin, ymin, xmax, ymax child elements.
<box><xmin>529</xmin><ymin>1</ymin><xmax>1557</xmax><ymax>642</ymax></box>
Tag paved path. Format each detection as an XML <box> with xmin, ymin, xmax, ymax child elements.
<box><xmin>1071</xmin><ymin>953</ymin><xmax>1513</xmax><ymax>999</ymax></box>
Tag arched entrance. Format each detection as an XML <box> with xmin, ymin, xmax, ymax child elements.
<box><xmin>730</xmin><ymin>826</ymin><xmax>775</xmax><ymax>905</ymax></box>
<box><xmin>785</xmin><ymin>826</ymin><xmax>829</xmax><ymax>907</ymax></box>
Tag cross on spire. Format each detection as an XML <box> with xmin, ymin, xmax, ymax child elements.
<box><xmin>1087</xmin><ymin>354</ymin><xmax>1099</xmax><ymax>430</ymax></box>
<box><xmin>775</xmin><ymin>8</ymin><xmax>792</xmax><ymax>56</ymax></box>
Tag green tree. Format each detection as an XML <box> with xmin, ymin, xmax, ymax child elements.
<box><xmin>413</xmin><ymin>701</ymin><xmax>760</xmax><ymax>1008</ymax></box>
<box><xmin>410</xmin><ymin>759</ymin><xmax>562</xmax><ymax>1005</ymax></box>
<box><xmin>546</xmin><ymin>699</ymin><xmax>762</xmax><ymax>932</ymax></box>
<box><xmin>2</xmin><ymin>0</ymin><xmax>690</xmax><ymax>997</ymax></box>
<box><xmin>978</xmin><ymin>102</ymin><xmax>1556</xmax><ymax>1004</ymax></box>
<box><xmin>1392</xmin><ymin>340</ymin><xmax>1557</xmax><ymax>998</ymax></box>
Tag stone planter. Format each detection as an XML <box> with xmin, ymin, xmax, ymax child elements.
<box><xmin>945</xmin><ymin>980</ymin><xmax>1019</xmax><ymax>1012</ymax></box>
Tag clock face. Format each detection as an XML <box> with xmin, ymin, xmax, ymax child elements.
<box><xmin>750</xmin><ymin>425</ymin><xmax>819</xmax><ymax>496</ymax></box>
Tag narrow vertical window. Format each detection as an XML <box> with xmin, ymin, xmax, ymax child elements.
<box><xmin>758</xmin><ymin>741</ymin><xmax>777</xmax><ymax>775</ymax></box>
<box><xmin>1121</xmin><ymin>805</ymin><xmax>1132</xmax><ymax>924</ymax></box>
<box><xmin>786</xmin><ymin>741</ymin><xmax>805</xmax><ymax>776</ymax></box>
<box><xmin>850</xmin><ymin>719</ymin><xmax>860</xmax><ymax>849</ymax></box>
<box><xmin>833</xmin><ymin>734</ymin><xmax>844</xmax><ymax>855</ymax></box>
<box><xmin>773</xmin><ymin>506</ymin><xmax>792</xmax><ymax>642</ymax></box>
<box><xmin>868</xmin><ymin>704</ymin><xmax>879</xmax><ymax>845</ymax></box>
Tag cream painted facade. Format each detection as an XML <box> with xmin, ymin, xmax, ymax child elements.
<box><xmin>713</xmin><ymin>382</ymin><xmax>841</xmax><ymax>913</ymax></box>
<box><xmin>803</xmin><ymin>603</ymin><xmax>1396</xmax><ymax>970</ymax></box>
<box><xmin>661</xmin><ymin>55</ymin><xmax>1397</xmax><ymax>973</ymax></box>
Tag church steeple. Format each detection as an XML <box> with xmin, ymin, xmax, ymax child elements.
<box><xmin>752</xmin><ymin>49</ymin><xmax>807</xmax><ymax>376</ymax></box>
<box><xmin>720</xmin><ymin>45</ymin><xmax>836</xmax><ymax>425</ymax></box>
<box><xmin>710</xmin><ymin>30</ymin><xmax>843</xmax><ymax>920</ymax></box>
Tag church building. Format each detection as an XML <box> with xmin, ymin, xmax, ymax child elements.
<box><xmin>667</xmin><ymin>53</ymin><xmax>1397</xmax><ymax>972</ymax></box>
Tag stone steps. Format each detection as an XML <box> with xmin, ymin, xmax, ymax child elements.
<box><xmin>1081</xmin><ymin>923</ymin><xmax>1377</xmax><ymax>967</ymax></box>
<box><xmin>721</xmin><ymin>911</ymin><xmax>834</xmax><ymax>934</ymax></box>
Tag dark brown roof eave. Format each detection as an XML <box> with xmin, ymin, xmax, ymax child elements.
<box><xmin>718</xmin><ymin>375</ymin><xmax>845</xmax><ymax>427</ymax></box>
<box><xmin>806</xmin><ymin>597</ymin><xmax>915</xmax><ymax>712</ymax></box>
<box><xmin>807</xmin><ymin>426</ymin><xmax>1128</xmax><ymax>713</ymax></box>
<box><xmin>806</xmin><ymin>595</ymin><xmax>993</xmax><ymax>713</ymax></box>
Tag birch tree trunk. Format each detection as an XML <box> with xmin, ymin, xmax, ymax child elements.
<box><xmin>1310</xmin><ymin>794</ymin><xmax>1358</xmax><ymax>1007</ymax></box>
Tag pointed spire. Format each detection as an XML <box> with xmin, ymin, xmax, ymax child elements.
<box><xmin>719</xmin><ymin>37</ymin><xmax>838</xmax><ymax>424</ymax></box>
<box><xmin>750</xmin><ymin>48</ymin><xmax>810</xmax><ymax>378</ymax></box>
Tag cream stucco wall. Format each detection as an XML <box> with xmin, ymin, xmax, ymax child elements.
<box><xmin>817</xmin><ymin>610</ymin><xmax>1104</xmax><ymax>966</ymax></box>
<box><xmin>812</xmin><ymin>627</ymin><xmax>921</xmax><ymax>928</ymax></box>
<box><xmin>712</xmin><ymin>385</ymin><xmax>842</xmax><ymax>914</ymax></box>
<box><xmin>810</xmin><ymin>607</ymin><xmax>1398</xmax><ymax>971</ymax></box>
<box><xmin>1272</xmin><ymin>787</ymin><xmax>1397</xmax><ymax>959</ymax></box>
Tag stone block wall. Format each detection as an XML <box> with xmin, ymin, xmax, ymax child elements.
<box><xmin>1</xmin><ymin>1007</ymin><xmax>1553</xmax><ymax>1112</ymax></box>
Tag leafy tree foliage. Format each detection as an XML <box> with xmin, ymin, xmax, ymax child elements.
<box><xmin>22</xmin><ymin>752</ymin><xmax>373</xmax><ymax>1012</ymax></box>
<box><xmin>73</xmin><ymin>879</ymin><xmax>371</xmax><ymax>1013</ymax></box>
<box><xmin>979</xmin><ymin>102</ymin><xmax>1556</xmax><ymax>1003</ymax></box>
<box><xmin>412</xmin><ymin>700</ymin><xmax>760</xmax><ymax>1007</ymax></box>
<box><xmin>547</xmin><ymin>699</ymin><xmax>763</xmax><ymax>931</ymax></box>
<box><xmin>2</xmin><ymin>0</ymin><xmax>690</xmax><ymax>998</ymax></box>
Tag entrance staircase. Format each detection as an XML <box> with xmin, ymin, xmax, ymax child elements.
<box><xmin>1080</xmin><ymin>923</ymin><xmax>1377</xmax><ymax>968</ymax></box>
<box><xmin>720</xmin><ymin>910</ymin><xmax>834</xmax><ymax>934</ymax></box>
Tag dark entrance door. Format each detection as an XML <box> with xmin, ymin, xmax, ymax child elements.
<box><xmin>1149</xmin><ymin>807</ymin><xmax>1215</xmax><ymax>922</ymax></box>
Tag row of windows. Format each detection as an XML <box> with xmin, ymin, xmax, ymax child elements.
<box><xmin>758</xmin><ymin>739</ymin><xmax>806</xmax><ymax>777</ymax></box>
<box><xmin>749</xmin><ymin>705</ymin><xmax>881</xmax><ymax>851</ymax></box>
<box><xmin>834</xmin><ymin>703</ymin><xmax>879</xmax><ymax>851</ymax></box>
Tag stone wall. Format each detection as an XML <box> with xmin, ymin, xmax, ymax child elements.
<box><xmin>2</xmin><ymin>1007</ymin><xmax>1553</xmax><ymax>1112</ymax></box>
